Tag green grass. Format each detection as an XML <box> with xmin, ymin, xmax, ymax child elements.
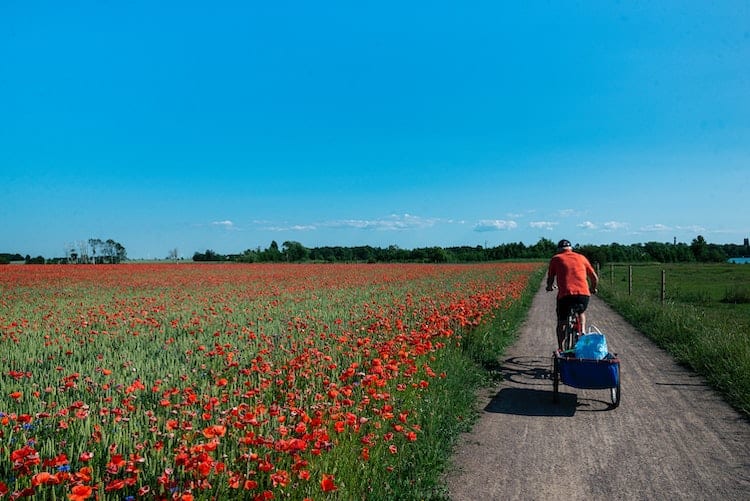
<box><xmin>599</xmin><ymin>263</ymin><xmax>750</xmax><ymax>417</ymax></box>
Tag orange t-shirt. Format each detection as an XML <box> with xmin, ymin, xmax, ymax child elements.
<box><xmin>548</xmin><ymin>249</ymin><xmax>595</xmax><ymax>298</ymax></box>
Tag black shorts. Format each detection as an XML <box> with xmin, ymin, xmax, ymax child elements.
<box><xmin>556</xmin><ymin>295</ymin><xmax>589</xmax><ymax>322</ymax></box>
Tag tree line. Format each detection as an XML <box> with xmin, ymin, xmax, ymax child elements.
<box><xmin>0</xmin><ymin>238</ymin><xmax>127</xmax><ymax>264</ymax></box>
<box><xmin>192</xmin><ymin>236</ymin><xmax>748</xmax><ymax>265</ymax></box>
<box><xmin>2</xmin><ymin>235</ymin><xmax>745</xmax><ymax>265</ymax></box>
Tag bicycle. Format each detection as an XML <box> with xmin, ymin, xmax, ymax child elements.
<box><xmin>561</xmin><ymin>304</ymin><xmax>585</xmax><ymax>351</ymax></box>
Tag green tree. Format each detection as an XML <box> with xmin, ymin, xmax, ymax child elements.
<box><xmin>425</xmin><ymin>247</ymin><xmax>449</xmax><ymax>263</ymax></box>
<box><xmin>261</xmin><ymin>241</ymin><xmax>283</xmax><ymax>262</ymax></box>
<box><xmin>530</xmin><ymin>238</ymin><xmax>556</xmax><ymax>257</ymax></box>
<box><xmin>282</xmin><ymin>241</ymin><xmax>309</xmax><ymax>262</ymax></box>
<box><xmin>89</xmin><ymin>238</ymin><xmax>103</xmax><ymax>263</ymax></box>
<box><xmin>193</xmin><ymin>249</ymin><xmax>223</xmax><ymax>261</ymax></box>
<box><xmin>691</xmin><ymin>235</ymin><xmax>708</xmax><ymax>262</ymax></box>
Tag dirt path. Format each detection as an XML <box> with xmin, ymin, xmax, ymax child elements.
<box><xmin>443</xmin><ymin>278</ymin><xmax>750</xmax><ymax>500</ymax></box>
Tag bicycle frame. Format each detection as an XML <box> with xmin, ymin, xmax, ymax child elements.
<box><xmin>562</xmin><ymin>305</ymin><xmax>584</xmax><ymax>351</ymax></box>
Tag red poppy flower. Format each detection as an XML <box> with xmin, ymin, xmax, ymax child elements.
<box><xmin>321</xmin><ymin>473</ymin><xmax>337</xmax><ymax>492</ymax></box>
<box><xmin>68</xmin><ymin>485</ymin><xmax>93</xmax><ymax>501</ymax></box>
<box><xmin>202</xmin><ymin>424</ymin><xmax>226</xmax><ymax>438</ymax></box>
<box><xmin>32</xmin><ymin>472</ymin><xmax>60</xmax><ymax>486</ymax></box>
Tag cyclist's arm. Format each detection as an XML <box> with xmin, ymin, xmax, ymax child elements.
<box><xmin>546</xmin><ymin>259</ymin><xmax>557</xmax><ymax>291</ymax></box>
<box><xmin>546</xmin><ymin>273</ymin><xmax>555</xmax><ymax>291</ymax></box>
<box><xmin>587</xmin><ymin>268</ymin><xmax>599</xmax><ymax>294</ymax></box>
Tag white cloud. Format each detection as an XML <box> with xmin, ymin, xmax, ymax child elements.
<box><xmin>324</xmin><ymin>214</ymin><xmax>440</xmax><ymax>231</ymax></box>
<box><xmin>261</xmin><ymin>214</ymin><xmax>443</xmax><ymax>232</ymax></box>
<box><xmin>211</xmin><ymin>220</ymin><xmax>235</xmax><ymax>229</ymax></box>
<box><xmin>558</xmin><ymin>208</ymin><xmax>578</xmax><ymax>217</ymax></box>
<box><xmin>641</xmin><ymin>223</ymin><xmax>671</xmax><ymax>232</ymax></box>
<box><xmin>529</xmin><ymin>221</ymin><xmax>557</xmax><ymax>230</ymax></box>
<box><xmin>603</xmin><ymin>221</ymin><xmax>628</xmax><ymax>231</ymax></box>
<box><xmin>267</xmin><ymin>224</ymin><xmax>317</xmax><ymax>232</ymax></box>
<box><xmin>474</xmin><ymin>219</ymin><xmax>518</xmax><ymax>232</ymax></box>
<box><xmin>676</xmin><ymin>225</ymin><xmax>706</xmax><ymax>233</ymax></box>
<box><xmin>578</xmin><ymin>221</ymin><xmax>597</xmax><ymax>230</ymax></box>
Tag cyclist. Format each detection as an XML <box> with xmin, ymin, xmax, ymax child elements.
<box><xmin>546</xmin><ymin>239</ymin><xmax>599</xmax><ymax>350</ymax></box>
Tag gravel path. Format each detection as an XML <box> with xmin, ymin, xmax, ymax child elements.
<box><xmin>443</xmin><ymin>278</ymin><xmax>750</xmax><ymax>500</ymax></box>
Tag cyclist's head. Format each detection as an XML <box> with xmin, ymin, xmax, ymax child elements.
<box><xmin>557</xmin><ymin>239</ymin><xmax>572</xmax><ymax>250</ymax></box>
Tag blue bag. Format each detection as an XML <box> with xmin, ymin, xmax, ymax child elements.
<box><xmin>574</xmin><ymin>333</ymin><xmax>608</xmax><ymax>360</ymax></box>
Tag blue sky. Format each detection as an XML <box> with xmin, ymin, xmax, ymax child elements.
<box><xmin>2</xmin><ymin>1</ymin><xmax>748</xmax><ymax>259</ymax></box>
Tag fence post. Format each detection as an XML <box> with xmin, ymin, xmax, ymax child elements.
<box><xmin>628</xmin><ymin>265</ymin><xmax>632</xmax><ymax>295</ymax></box>
<box><xmin>661</xmin><ymin>269</ymin><xmax>666</xmax><ymax>304</ymax></box>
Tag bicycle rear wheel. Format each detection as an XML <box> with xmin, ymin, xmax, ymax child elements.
<box><xmin>610</xmin><ymin>381</ymin><xmax>621</xmax><ymax>408</ymax></box>
<box><xmin>562</xmin><ymin>316</ymin><xmax>577</xmax><ymax>351</ymax></box>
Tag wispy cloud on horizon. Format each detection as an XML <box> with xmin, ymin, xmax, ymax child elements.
<box><xmin>603</xmin><ymin>221</ymin><xmax>628</xmax><ymax>231</ymax></box>
<box><xmin>558</xmin><ymin>208</ymin><xmax>581</xmax><ymax>217</ymax></box>
<box><xmin>641</xmin><ymin>223</ymin><xmax>671</xmax><ymax>232</ymax></box>
<box><xmin>578</xmin><ymin>221</ymin><xmax>597</xmax><ymax>230</ymax></box>
<box><xmin>474</xmin><ymin>219</ymin><xmax>518</xmax><ymax>232</ymax></box>
<box><xmin>633</xmin><ymin>224</ymin><xmax>715</xmax><ymax>240</ymax></box>
<box><xmin>210</xmin><ymin>220</ymin><xmax>236</xmax><ymax>230</ymax></box>
<box><xmin>676</xmin><ymin>225</ymin><xmax>707</xmax><ymax>233</ymax></box>
<box><xmin>265</xmin><ymin>224</ymin><xmax>318</xmax><ymax>232</ymax></box>
<box><xmin>259</xmin><ymin>214</ymin><xmax>445</xmax><ymax>232</ymax></box>
<box><xmin>529</xmin><ymin>221</ymin><xmax>557</xmax><ymax>231</ymax></box>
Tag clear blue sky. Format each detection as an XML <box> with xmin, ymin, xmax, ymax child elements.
<box><xmin>2</xmin><ymin>1</ymin><xmax>748</xmax><ymax>259</ymax></box>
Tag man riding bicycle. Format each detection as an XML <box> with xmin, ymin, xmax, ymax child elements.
<box><xmin>546</xmin><ymin>239</ymin><xmax>599</xmax><ymax>350</ymax></box>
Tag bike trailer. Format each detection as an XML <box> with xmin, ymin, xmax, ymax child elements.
<box><xmin>557</xmin><ymin>351</ymin><xmax>620</xmax><ymax>389</ymax></box>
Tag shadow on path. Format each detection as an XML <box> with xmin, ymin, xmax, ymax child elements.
<box><xmin>498</xmin><ymin>355</ymin><xmax>554</xmax><ymax>387</ymax></box>
<box><xmin>484</xmin><ymin>355</ymin><xmax>618</xmax><ymax>416</ymax></box>
<box><xmin>485</xmin><ymin>387</ymin><xmax>577</xmax><ymax>416</ymax></box>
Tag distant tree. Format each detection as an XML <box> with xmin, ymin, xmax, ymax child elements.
<box><xmin>262</xmin><ymin>241</ymin><xmax>283</xmax><ymax>262</ymax></box>
<box><xmin>309</xmin><ymin>246</ymin><xmax>337</xmax><ymax>262</ymax></box>
<box><xmin>530</xmin><ymin>238</ymin><xmax>556</xmax><ymax>257</ymax></box>
<box><xmin>578</xmin><ymin>244</ymin><xmax>607</xmax><ymax>266</ymax></box>
<box><xmin>0</xmin><ymin>253</ymin><xmax>24</xmax><ymax>264</ymax></box>
<box><xmin>105</xmin><ymin>239</ymin><xmax>116</xmax><ymax>263</ymax></box>
<box><xmin>235</xmin><ymin>248</ymin><xmax>258</xmax><ymax>263</ymax></box>
<box><xmin>722</xmin><ymin>242</ymin><xmax>749</xmax><ymax>258</ymax></box>
<box><xmin>77</xmin><ymin>240</ymin><xmax>90</xmax><ymax>263</ymax></box>
<box><xmin>643</xmin><ymin>242</ymin><xmax>670</xmax><ymax>262</ymax></box>
<box><xmin>64</xmin><ymin>243</ymin><xmax>76</xmax><ymax>263</ymax></box>
<box><xmin>691</xmin><ymin>235</ymin><xmax>709</xmax><ymax>262</ymax></box>
<box><xmin>167</xmin><ymin>248</ymin><xmax>179</xmax><ymax>261</ymax></box>
<box><xmin>425</xmin><ymin>246</ymin><xmax>449</xmax><ymax>263</ymax></box>
<box><xmin>352</xmin><ymin>246</ymin><xmax>376</xmax><ymax>263</ymax></box>
<box><xmin>386</xmin><ymin>245</ymin><xmax>411</xmax><ymax>262</ymax></box>
<box><xmin>282</xmin><ymin>241</ymin><xmax>309</xmax><ymax>262</ymax></box>
<box><xmin>96</xmin><ymin>239</ymin><xmax>127</xmax><ymax>263</ymax></box>
<box><xmin>705</xmin><ymin>244</ymin><xmax>728</xmax><ymax>263</ymax></box>
<box><xmin>89</xmin><ymin>238</ymin><xmax>103</xmax><ymax>263</ymax></box>
<box><xmin>193</xmin><ymin>249</ymin><xmax>223</xmax><ymax>261</ymax></box>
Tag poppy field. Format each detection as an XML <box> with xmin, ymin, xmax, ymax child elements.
<box><xmin>0</xmin><ymin>262</ymin><xmax>542</xmax><ymax>500</ymax></box>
